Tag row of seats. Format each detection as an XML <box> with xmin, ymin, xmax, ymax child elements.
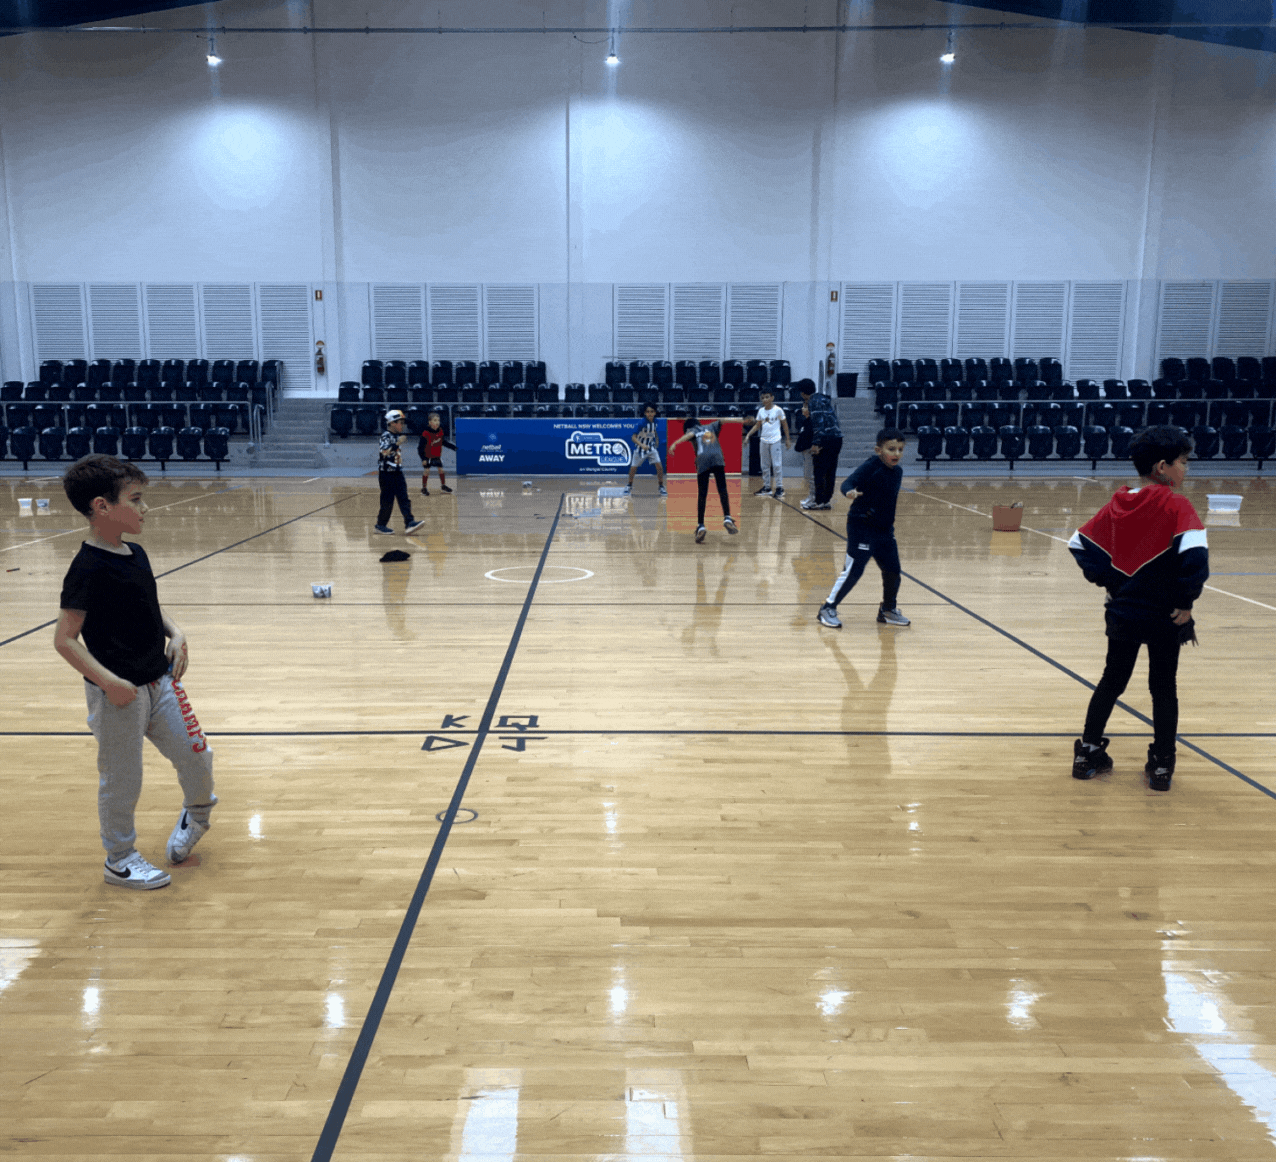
<box><xmin>604</xmin><ymin>359</ymin><xmax>793</xmax><ymax>389</ymax></box>
<box><xmin>870</xmin><ymin>355</ymin><xmax>1276</xmax><ymax>392</ymax></box>
<box><xmin>0</xmin><ymin>425</ymin><xmax>232</xmax><ymax>469</ymax></box>
<box><xmin>339</xmin><ymin>382</ymin><xmax>807</xmax><ymax>406</ymax></box>
<box><xmin>328</xmin><ymin>400</ymin><xmax>761</xmax><ymax>437</ymax></box>
<box><xmin>873</xmin><ymin>378</ymin><xmax>1276</xmax><ymax>409</ymax></box>
<box><xmin>361</xmin><ymin>359</ymin><xmax>548</xmax><ymax>390</ymax></box>
<box><xmin>871</xmin><ymin>357</ymin><xmax>1065</xmax><ymax>387</ymax></box>
<box><xmin>3</xmin><ymin>401</ymin><xmax>252</xmax><ymax>436</ymax></box>
<box><xmin>1161</xmin><ymin>356</ymin><xmax>1276</xmax><ymax>383</ymax></box>
<box><xmin>884</xmin><ymin>398</ymin><xmax>1276</xmax><ymax>434</ymax></box>
<box><xmin>34</xmin><ymin>357</ymin><xmax>276</xmax><ymax>390</ymax></box>
<box><xmin>2</xmin><ymin>380</ymin><xmax>273</xmax><ymax>406</ymax></box>
<box><xmin>912</xmin><ymin>423</ymin><xmax>1276</xmax><ymax>467</ymax></box>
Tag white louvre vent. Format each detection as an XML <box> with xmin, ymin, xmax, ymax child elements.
<box><xmin>31</xmin><ymin>284</ymin><xmax>87</xmax><ymax>362</ymax></box>
<box><xmin>1215</xmin><ymin>280</ymin><xmax>1274</xmax><ymax>357</ymax></box>
<box><xmin>371</xmin><ymin>284</ymin><xmax>425</xmax><ymax>362</ymax></box>
<box><xmin>428</xmin><ymin>284</ymin><xmax>482</xmax><ymax>361</ymax></box>
<box><xmin>144</xmin><ymin>284</ymin><xmax>199</xmax><ymax>360</ymax></box>
<box><xmin>839</xmin><ymin>282</ymin><xmax>896</xmax><ymax>376</ymax></box>
<box><xmin>954</xmin><ymin>282</ymin><xmax>1010</xmax><ymax>359</ymax></box>
<box><xmin>671</xmin><ymin>283</ymin><xmax>725</xmax><ymax>361</ymax></box>
<box><xmin>1012</xmin><ymin>282</ymin><xmax>1067</xmax><ymax>363</ymax></box>
<box><xmin>726</xmin><ymin>283</ymin><xmax>782</xmax><ymax>360</ymax></box>
<box><xmin>1155</xmin><ymin>282</ymin><xmax>1216</xmax><ymax>364</ymax></box>
<box><xmin>200</xmin><ymin>284</ymin><xmax>256</xmax><ymax>361</ymax></box>
<box><xmin>897</xmin><ymin>282</ymin><xmax>953</xmax><ymax>358</ymax></box>
<box><xmin>484</xmin><ymin>284</ymin><xmax>538</xmax><ymax>361</ymax></box>
<box><xmin>258</xmin><ymin>284</ymin><xmax>314</xmax><ymax>391</ymax></box>
<box><xmin>614</xmin><ymin>284</ymin><xmax>668</xmax><ymax>361</ymax></box>
<box><xmin>87</xmin><ymin>284</ymin><xmax>143</xmax><ymax>361</ymax></box>
<box><xmin>1066</xmin><ymin>282</ymin><xmax>1125</xmax><ymax>381</ymax></box>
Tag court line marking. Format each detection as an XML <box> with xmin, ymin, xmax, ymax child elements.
<box><xmin>309</xmin><ymin>492</ymin><xmax>565</xmax><ymax>1162</ymax></box>
<box><xmin>485</xmin><ymin>564</ymin><xmax>593</xmax><ymax>583</ymax></box>
<box><xmin>781</xmin><ymin>495</ymin><xmax>1276</xmax><ymax>801</ymax></box>
<box><xmin>5</xmin><ymin>728</ymin><xmax>1272</xmax><ymax>739</ymax></box>
<box><xmin>0</xmin><ymin>493</ymin><xmax>361</xmax><ymax>649</ymax></box>
<box><xmin>910</xmin><ymin>489</ymin><xmax>1276</xmax><ymax>612</ymax></box>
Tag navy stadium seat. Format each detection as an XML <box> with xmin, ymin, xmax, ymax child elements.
<box><xmin>1026</xmin><ymin>425</ymin><xmax>1053</xmax><ymax>459</ymax></box>
<box><xmin>915</xmin><ymin>425</ymin><xmax>943</xmax><ymax>465</ymax></box>
<box><xmin>1082</xmin><ymin>425</ymin><xmax>1110</xmax><ymax>464</ymax></box>
<box><xmin>11</xmin><ymin>425</ymin><xmax>37</xmax><ymax>465</ymax></box>
<box><xmin>971</xmin><ymin>425</ymin><xmax>998</xmax><ymax>460</ymax></box>
<box><xmin>204</xmin><ymin>427</ymin><xmax>229</xmax><ymax>467</ymax></box>
<box><xmin>148</xmin><ymin>426</ymin><xmax>175</xmax><ymax>464</ymax></box>
<box><xmin>177</xmin><ymin>427</ymin><xmax>203</xmax><ymax>460</ymax></box>
<box><xmin>998</xmin><ymin>426</ymin><xmax>1024</xmax><ymax>464</ymax></box>
<box><xmin>38</xmin><ymin>425</ymin><xmax>66</xmax><ymax>460</ymax></box>
<box><xmin>943</xmin><ymin>425</ymin><xmax>970</xmax><ymax>460</ymax></box>
<box><xmin>93</xmin><ymin>425</ymin><xmax>120</xmax><ymax>455</ymax></box>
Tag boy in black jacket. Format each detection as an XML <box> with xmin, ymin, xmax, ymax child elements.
<box><xmin>816</xmin><ymin>428</ymin><xmax>910</xmax><ymax>629</ymax></box>
<box><xmin>1069</xmin><ymin>426</ymin><xmax>1209</xmax><ymax>791</ymax></box>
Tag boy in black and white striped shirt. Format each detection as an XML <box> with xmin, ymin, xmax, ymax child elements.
<box><xmin>623</xmin><ymin>403</ymin><xmax>667</xmax><ymax>496</ymax></box>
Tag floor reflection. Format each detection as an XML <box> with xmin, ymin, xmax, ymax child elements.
<box><xmin>1164</xmin><ymin>970</ymin><xmax>1276</xmax><ymax>1143</ymax></box>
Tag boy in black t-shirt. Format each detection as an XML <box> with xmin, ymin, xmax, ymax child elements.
<box><xmin>54</xmin><ymin>455</ymin><xmax>217</xmax><ymax>890</ymax></box>
<box><xmin>816</xmin><ymin>428</ymin><xmax>911</xmax><ymax>630</ymax></box>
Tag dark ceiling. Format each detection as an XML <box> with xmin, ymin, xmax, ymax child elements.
<box><xmin>2</xmin><ymin>0</ymin><xmax>1273</xmax><ymax>53</ymax></box>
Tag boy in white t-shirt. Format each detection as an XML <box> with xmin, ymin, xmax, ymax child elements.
<box><xmin>744</xmin><ymin>390</ymin><xmax>791</xmax><ymax>499</ymax></box>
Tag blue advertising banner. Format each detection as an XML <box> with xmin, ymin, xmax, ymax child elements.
<box><xmin>456</xmin><ymin>417</ymin><xmax>667</xmax><ymax>476</ymax></box>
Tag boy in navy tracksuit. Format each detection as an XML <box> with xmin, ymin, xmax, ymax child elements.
<box><xmin>1069</xmin><ymin>426</ymin><xmax>1209</xmax><ymax>791</ymax></box>
<box><xmin>817</xmin><ymin>427</ymin><xmax>910</xmax><ymax>629</ymax></box>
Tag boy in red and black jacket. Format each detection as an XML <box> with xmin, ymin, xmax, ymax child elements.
<box><xmin>1069</xmin><ymin>426</ymin><xmax>1209</xmax><ymax>791</ymax></box>
<box><xmin>417</xmin><ymin>411</ymin><xmax>457</xmax><ymax>496</ymax></box>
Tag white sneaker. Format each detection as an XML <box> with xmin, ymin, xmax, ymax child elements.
<box><xmin>800</xmin><ymin>498</ymin><xmax>816</xmax><ymax>510</ymax></box>
<box><xmin>405</xmin><ymin>520</ymin><xmax>425</xmax><ymax>534</ymax></box>
<box><xmin>724</xmin><ymin>517</ymin><xmax>738</xmax><ymax>534</ymax></box>
<box><xmin>658</xmin><ymin>485</ymin><xmax>667</xmax><ymax>496</ymax></box>
<box><xmin>167</xmin><ymin>809</ymin><xmax>210</xmax><ymax>864</ymax></box>
<box><xmin>877</xmin><ymin>606</ymin><xmax>911</xmax><ymax>627</ymax></box>
<box><xmin>623</xmin><ymin>485</ymin><xmax>632</xmax><ymax>495</ymax></box>
<box><xmin>817</xmin><ymin>604</ymin><xmax>842</xmax><ymax>629</ymax></box>
<box><xmin>104</xmin><ymin>852</ymin><xmax>171</xmax><ymax>890</ymax></box>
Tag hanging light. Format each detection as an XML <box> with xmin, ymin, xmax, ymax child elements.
<box><xmin>605</xmin><ymin>32</ymin><xmax>619</xmax><ymax>66</ymax></box>
<box><xmin>940</xmin><ymin>31</ymin><xmax>955</xmax><ymax>63</ymax></box>
<box><xmin>206</xmin><ymin>34</ymin><xmax>222</xmax><ymax>66</ymax></box>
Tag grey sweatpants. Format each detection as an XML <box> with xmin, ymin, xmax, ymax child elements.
<box><xmin>761</xmin><ymin>440</ymin><xmax>784</xmax><ymax>490</ymax></box>
<box><xmin>86</xmin><ymin>675</ymin><xmax>216</xmax><ymax>861</ymax></box>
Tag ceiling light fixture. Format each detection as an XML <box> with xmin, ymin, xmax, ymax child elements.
<box><xmin>940</xmin><ymin>31</ymin><xmax>955</xmax><ymax>63</ymax></box>
<box><xmin>206</xmin><ymin>34</ymin><xmax>221</xmax><ymax>66</ymax></box>
<box><xmin>605</xmin><ymin>33</ymin><xmax>619</xmax><ymax>65</ymax></box>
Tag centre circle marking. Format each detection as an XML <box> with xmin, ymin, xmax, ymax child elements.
<box><xmin>485</xmin><ymin>565</ymin><xmax>594</xmax><ymax>584</ymax></box>
<box><xmin>436</xmin><ymin>808</ymin><xmax>478</xmax><ymax>823</ymax></box>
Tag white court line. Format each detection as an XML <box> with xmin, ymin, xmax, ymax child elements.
<box><xmin>911</xmin><ymin>490</ymin><xmax>1275</xmax><ymax>612</ymax></box>
<box><xmin>0</xmin><ymin>490</ymin><xmax>232</xmax><ymax>554</ymax></box>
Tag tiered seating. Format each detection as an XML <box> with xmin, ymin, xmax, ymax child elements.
<box><xmin>327</xmin><ymin>359</ymin><xmax>793</xmax><ymax>437</ymax></box>
<box><xmin>0</xmin><ymin>356</ymin><xmax>272</xmax><ymax>469</ymax></box>
<box><xmin>871</xmin><ymin>353</ymin><xmax>1275</xmax><ymax>467</ymax></box>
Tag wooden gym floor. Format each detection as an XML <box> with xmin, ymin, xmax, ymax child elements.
<box><xmin>1</xmin><ymin>468</ymin><xmax>1274</xmax><ymax>1161</ymax></box>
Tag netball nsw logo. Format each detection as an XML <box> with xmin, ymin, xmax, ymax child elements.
<box><xmin>565</xmin><ymin>430</ymin><xmax>630</xmax><ymax>468</ymax></box>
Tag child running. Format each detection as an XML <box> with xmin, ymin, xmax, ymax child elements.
<box><xmin>417</xmin><ymin>411</ymin><xmax>457</xmax><ymax>496</ymax></box>
<box><xmin>817</xmin><ymin>427</ymin><xmax>910</xmax><ymax>629</ymax></box>
<box><xmin>623</xmin><ymin>403</ymin><xmax>667</xmax><ymax>496</ymax></box>
<box><xmin>669</xmin><ymin>415</ymin><xmax>739</xmax><ymax>543</ymax></box>
<box><xmin>1069</xmin><ymin>425</ymin><xmax>1208</xmax><ymax>791</ymax></box>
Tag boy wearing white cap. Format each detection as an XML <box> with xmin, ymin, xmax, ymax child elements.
<box><xmin>375</xmin><ymin>410</ymin><xmax>425</xmax><ymax>535</ymax></box>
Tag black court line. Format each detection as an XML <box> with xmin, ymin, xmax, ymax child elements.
<box><xmin>0</xmin><ymin>493</ymin><xmax>361</xmax><ymax>650</ymax></box>
<box><xmin>778</xmin><ymin>496</ymin><xmax>1276</xmax><ymax>802</ymax></box>
<box><xmin>309</xmin><ymin>492</ymin><xmax>565</xmax><ymax>1162</ymax></box>
<box><xmin>7</xmin><ymin>728</ymin><xmax>1276</xmax><ymax>740</ymax></box>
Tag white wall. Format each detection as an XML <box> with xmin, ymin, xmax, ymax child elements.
<box><xmin>0</xmin><ymin>0</ymin><xmax>1272</xmax><ymax>388</ymax></box>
